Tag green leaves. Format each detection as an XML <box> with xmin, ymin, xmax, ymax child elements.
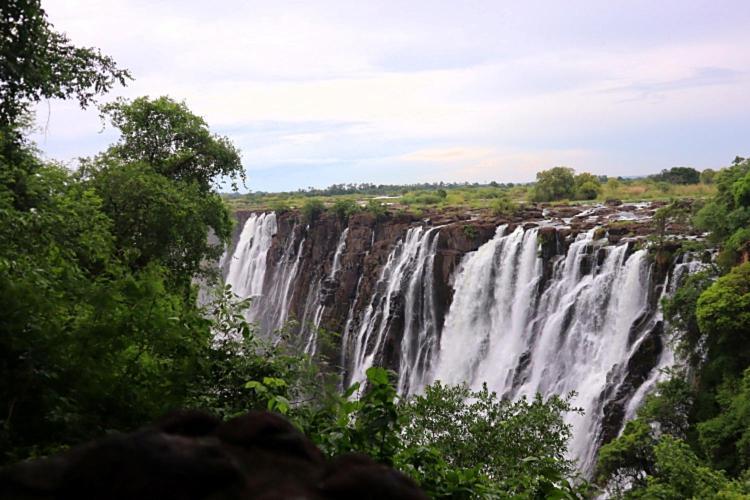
<box><xmin>99</xmin><ymin>96</ymin><xmax>244</xmax><ymax>191</ymax></box>
<box><xmin>0</xmin><ymin>0</ymin><xmax>130</xmax><ymax>127</ymax></box>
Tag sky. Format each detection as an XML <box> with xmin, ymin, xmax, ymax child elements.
<box><xmin>32</xmin><ymin>0</ymin><xmax>750</xmax><ymax>192</ymax></box>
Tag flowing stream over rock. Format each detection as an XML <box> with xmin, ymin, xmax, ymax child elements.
<box><xmin>221</xmin><ymin>207</ymin><xmax>702</xmax><ymax>475</ymax></box>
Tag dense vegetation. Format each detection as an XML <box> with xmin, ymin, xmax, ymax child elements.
<box><xmin>2</xmin><ymin>3</ymin><xmax>749</xmax><ymax>499</ymax></box>
<box><xmin>595</xmin><ymin>157</ymin><xmax>750</xmax><ymax>498</ymax></box>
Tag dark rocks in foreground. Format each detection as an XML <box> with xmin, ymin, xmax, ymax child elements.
<box><xmin>0</xmin><ymin>410</ymin><xmax>426</xmax><ymax>500</ymax></box>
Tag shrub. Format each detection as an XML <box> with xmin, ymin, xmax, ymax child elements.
<box><xmin>492</xmin><ymin>196</ymin><xmax>517</xmax><ymax>216</ymax></box>
<box><xmin>301</xmin><ymin>198</ymin><xmax>325</xmax><ymax>223</ymax></box>
<box><xmin>331</xmin><ymin>199</ymin><xmax>359</xmax><ymax>221</ymax></box>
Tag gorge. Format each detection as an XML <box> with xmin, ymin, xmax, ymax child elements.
<box><xmin>221</xmin><ymin>203</ymin><xmax>707</xmax><ymax>475</ymax></box>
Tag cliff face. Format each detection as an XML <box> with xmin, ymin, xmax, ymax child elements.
<box><xmin>222</xmin><ymin>202</ymin><xmax>705</xmax><ymax>475</ymax></box>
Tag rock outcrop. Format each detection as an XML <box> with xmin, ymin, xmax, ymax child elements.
<box><xmin>0</xmin><ymin>410</ymin><xmax>426</xmax><ymax>500</ymax></box>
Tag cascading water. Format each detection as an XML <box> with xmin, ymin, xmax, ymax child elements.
<box><xmin>302</xmin><ymin>228</ymin><xmax>350</xmax><ymax>355</ymax></box>
<box><xmin>623</xmin><ymin>255</ymin><xmax>710</xmax><ymax>422</ymax></box>
<box><xmin>431</xmin><ymin>226</ymin><xmax>653</xmax><ymax>473</ymax></box>
<box><xmin>221</xmin><ymin>208</ymin><xmax>701</xmax><ymax>475</ymax></box>
<box><xmin>225</xmin><ymin>212</ymin><xmax>276</xmax><ymax>299</ymax></box>
<box><xmin>345</xmin><ymin>226</ymin><xmax>441</xmax><ymax>388</ymax></box>
<box><xmin>224</xmin><ymin>211</ymin><xmax>307</xmax><ymax>335</ymax></box>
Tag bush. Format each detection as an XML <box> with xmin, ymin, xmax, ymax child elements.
<box><xmin>701</xmin><ymin>168</ymin><xmax>717</xmax><ymax>184</ymax></box>
<box><xmin>331</xmin><ymin>199</ymin><xmax>359</xmax><ymax>221</ymax></box>
<box><xmin>491</xmin><ymin>196</ymin><xmax>517</xmax><ymax>216</ymax></box>
<box><xmin>301</xmin><ymin>198</ymin><xmax>325</xmax><ymax>223</ymax></box>
<box><xmin>365</xmin><ymin>199</ymin><xmax>387</xmax><ymax>219</ymax></box>
<box><xmin>531</xmin><ymin>167</ymin><xmax>575</xmax><ymax>202</ymax></box>
<box><xmin>575</xmin><ymin>181</ymin><xmax>601</xmax><ymax>200</ymax></box>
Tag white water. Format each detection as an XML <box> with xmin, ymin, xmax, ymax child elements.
<box><xmin>623</xmin><ymin>256</ymin><xmax>709</xmax><ymax>422</ymax></box>
<box><xmin>222</xmin><ymin>213</ymin><xmax>700</xmax><ymax>475</ymax></box>
<box><xmin>431</xmin><ymin>227</ymin><xmax>652</xmax><ymax>473</ymax></box>
<box><xmin>346</xmin><ymin>226</ymin><xmax>441</xmax><ymax>387</ymax></box>
<box><xmin>225</xmin><ymin>213</ymin><xmax>277</xmax><ymax>299</ymax></box>
<box><xmin>301</xmin><ymin>227</ymin><xmax>350</xmax><ymax>355</ymax></box>
<box><xmin>330</xmin><ymin>228</ymin><xmax>349</xmax><ymax>279</ymax></box>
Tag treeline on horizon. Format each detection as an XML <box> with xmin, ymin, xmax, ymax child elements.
<box><xmin>2</xmin><ymin>2</ymin><xmax>750</xmax><ymax>499</ymax></box>
<box><xmin>227</xmin><ymin>165</ymin><xmax>714</xmax><ymax>198</ymax></box>
<box><xmin>226</xmin><ymin>165</ymin><xmax>720</xmax><ymax>215</ymax></box>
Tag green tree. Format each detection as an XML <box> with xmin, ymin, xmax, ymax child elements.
<box><xmin>85</xmin><ymin>160</ymin><xmax>230</xmax><ymax>284</ymax></box>
<box><xmin>697</xmin><ymin>369</ymin><xmax>750</xmax><ymax>475</ymax></box>
<box><xmin>331</xmin><ymin>198</ymin><xmax>360</xmax><ymax>221</ymax></box>
<box><xmin>300</xmin><ymin>198</ymin><xmax>325</xmax><ymax>224</ymax></box>
<box><xmin>0</xmin><ymin>0</ymin><xmax>130</xmax><ymax>128</ymax></box>
<box><xmin>694</xmin><ymin>158</ymin><xmax>750</xmax><ymax>259</ymax></box>
<box><xmin>99</xmin><ymin>96</ymin><xmax>244</xmax><ymax>190</ymax></box>
<box><xmin>662</xmin><ymin>270</ymin><xmax>716</xmax><ymax>363</ymax></box>
<box><xmin>701</xmin><ymin>168</ymin><xmax>717</xmax><ymax>184</ymax></box>
<box><xmin>696</xmin><ymin>263</ymin><xmax>750</xmax><ymax>381</ymax></box>
<box><xmin>531</xmin><ymin>167</ymin><xmax>576</xmax><ymax>202</ymax></box>
<box><xmin>653</xmin><ymin>167</ymin><xmax>701</xmax><ymax>185</ymax></box>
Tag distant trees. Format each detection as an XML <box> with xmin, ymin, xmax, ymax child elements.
<box><xmin>530</xmin><ymin>167</ymin><xmax>601</xmax><ymax>202</ymax></box>
<box><xmin>301</xmin><ymin>198</ymin><xmax>325</xmax><ymax>223</ymax></box>
<box><xmin>651</xmin><ymin>167</ymin><xmax>701</xmax><ymax>185</ymax></box>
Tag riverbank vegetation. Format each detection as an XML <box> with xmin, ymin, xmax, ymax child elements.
<box><xmin>224</xmin><ymin>167</ymin><xmax>717</xmax><ymax>214</ymax></box>
<box><xmin>595</xmin><ymin>156</ymin><xmax>750</xmax><ymax>498</ymax></box>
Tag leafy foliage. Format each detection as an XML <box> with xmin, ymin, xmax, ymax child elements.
<box><xmin>531</xmin><ymin>167</ymin><xmax>576</xmax><ymax>202</ymax></box>
<box><xmin>650</xmin><ymin>167</ymin><xmax>701</xmax><ymax>185</ymax></box>
<box><xmin>99</xmin><ymin>96</ymin><xmax>244</xmax><ymax>191</ymax></box>
<box><xmin>295</xmin><ymin>370</ymin><xmax>588</xmax><ymax>498</ymax></box>
<box><xmin>599</xmin><ymin>157</ymin><xmax>750</xmax><ymax>498</ymax></box>
<box><xmin>300</xmin><ymin>197</ymin><xmax>325</xmax><ymax>224</ymax></box>
<box><xmin>0</xmin><ymin>0</ymin><xmax>130</xmax><ymax>127</ymax></box>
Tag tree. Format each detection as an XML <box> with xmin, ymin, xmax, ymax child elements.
<box><xmin>531</xmin><ymin>167</ymin><xmax>576</xmax><ymax>202</ymax></box>
<box><xmin>331</xmin><ymin>198</ymin><xmax>359</xmax><ymax>221</ymax></box>
<box><xmin>100</xmin><ymin>96</ymin><xmax>244</xmax><ymax>191</ymax></box>
<box><xmin>86</xmin><ymin>160</ymin><xmax>231</xmax><ymax>284</ymax></box>
<box><xmin>662</xmin><ymin>270</ymin><xmax>716</xmax><ymax>363</ymax></box>
<box><xmin>300</xmin><ymin>198</ymin><xmax>325</xmax><ymax>224</ymax></box>
<box><xmin>0</xmin><ymin>0</ymin><xmax>130</xmax><ymax>128</ymax></box>
<box><xmin>652</xmin><ymin>167</ymin><xmax>701</xmax><ymax>185</ymax></box>
<box><xmin>573</xmin><ymin>173</ymin><xmax>602</xmax><ymax>200</ymax></box>
<box><xmin>695</xmin><ymin>263</ymin><xmax>750</xmax><ymax>380</ymax></box>
<box><xmin>694</xmin><ymin>158</ymin><xmax>750</xmax><ymax>266</ymax></box>
<box><xmin>701</xmin><ymin>168</ymin><xmax>717</xmax><ymax>184</ymax></box>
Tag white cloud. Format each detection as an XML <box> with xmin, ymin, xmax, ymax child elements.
<box><xmin>31</xmin><ymin>0</ymin><xmax>750</xmax><ymax>189</ymax></box>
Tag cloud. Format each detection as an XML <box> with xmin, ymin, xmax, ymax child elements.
<box><xmin>30</xmin><ymin>0</ymin><xmax>750</xmax><ymax>191</ymax></box>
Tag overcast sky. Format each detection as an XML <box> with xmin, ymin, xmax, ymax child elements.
<box><xmin>33</xmin><ymin>0</ymin><xmax>750</xmax><ymax>192</ymax></box>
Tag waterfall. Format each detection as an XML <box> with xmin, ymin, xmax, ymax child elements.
<box><xmin>431</xmin><ymin>226</ymin><xmax>654</xmax><ymax>473</ymax></box>
<box><xmin>302</xmin><ymin>227</ymin><xmax>350</xmax><ymax>355</ymax></box>
<box><xmin>330</xmin><ymin>228</ymin><xmax>349</xmax><ymax>279</ymax></box>
<box><xmin>346</xmin><ymin>226</ymin><xmax>441</xmax><ymax>388</ymax></box>
<box><xmin>397</xmin><ymin>226</ymin><xmax>441</xmax><ymax>394</ymax></box>
<box><xmin>223</xmin><ymin>212</ymin><xmax>308</xmax><ymax>335</ymax></box>
<box><xmin>261</xmin><ymin>235</ymin><xmax>305</xmax><ymax>333</ymax></box>
<box><xmin>221</xmin><ymin>210</ymin><xmax>701</xmax><ymax>475</ymax></box>
<box><xmin>623</xmin><ymin>256</ymin><xmax>710</xmax><ymax>422</ymax></box>
<box><xmin>225</xmin><ymin>212</ymin><xmax>277</xmax><ymax>299</ymax></box>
